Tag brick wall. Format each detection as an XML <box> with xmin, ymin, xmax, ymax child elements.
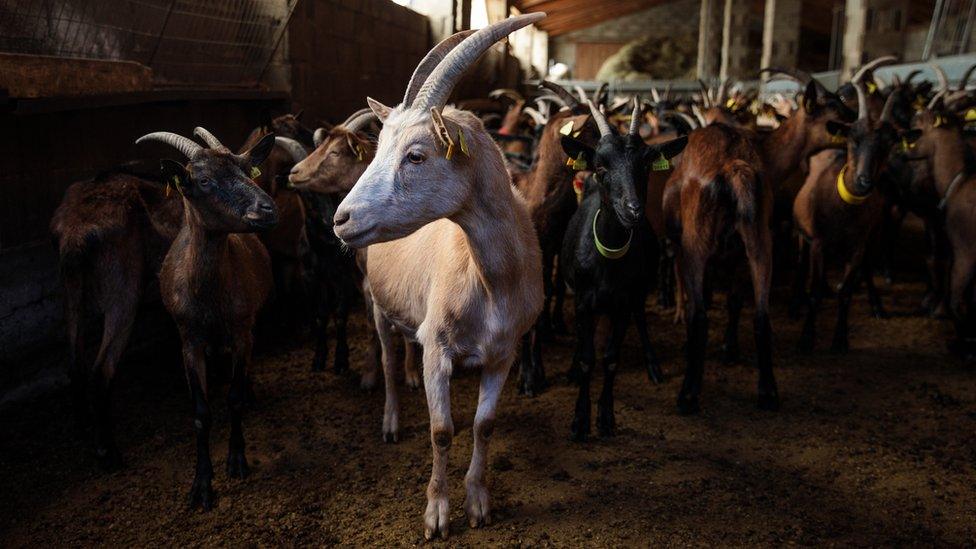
<box><xmin>288</xmin><ymin>0</ymin><xmax>431</xmax><ymax>124</ymax></box>
<box><xmin>550</xmin><ymin>0</ymin><xmax>701</xmax><ymax>75</ymax></box>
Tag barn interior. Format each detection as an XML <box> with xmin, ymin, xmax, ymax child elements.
<box><xmin>2</xmin><ymin>0</ymin><xmax>976</xmax><ymax>545</ymax></box>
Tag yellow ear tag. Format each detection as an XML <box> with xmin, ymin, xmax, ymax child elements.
<box><xmin>250</xmin><ymin>166</ymin><xmax>261</xmax><ymax>179</ymax></box>
<box><xmin>559</xmin><ymin>120</ymin><xmax>575</xmax><ymax>135</ymax></box>
<box><xmin>356</xmin><ymin>145</ymin><xmax>365</xmax><ymax>162</ymax></box>
<box><xmin>572</xmin><ymin>130</ymin><xmax>582</xmax><ymax>138</ymax></box>
<box><xmin>830</xmin><ymin>132</ymin><xmax>847</xmax><ymax>145</ymax></box>
<box><xmin>652</xmin><ymin>153</ymin><xmax>670</xmax><ymax>171</ymax></box>
<box><xmin>445</xmin><ymin>142</ymin><xmax>455</xmax><ymax>160</ymax></box>
<box><xmin>934</xmin><ymin>115</ymin><xmax>945</xmax><ymax>128</ymax></box>
<box><xmin>725</xmin><ymin>98</ymin><xmax>736</xmax><ymax>109</ymax></box>
<box><xmin>457</xmin><ymin>129</ymin><xmax>470</xmax><ymax>157</ymax></box>
<box><xmin>570</xmin><ymin>152</ymin><xmax>587</xmax><ymax>171</ymax></box>
<box><xmin>899</xmin><ymin>137</ymin><xmax>916</xmax><ymax>153</ymax></box>
<box><xmin>866</xmin><ymin>81</ymin><xmax>877</xmax><ymax>94</ymax></box>
<box><xmin>167</xmin><ymin>174</ymin><xmax>182</xmax><ymax>197</ymax></box>
<box><xmin>965</xmin><ymin>109</ymin><xmax>976</xmax><ymax>122</ymax></box>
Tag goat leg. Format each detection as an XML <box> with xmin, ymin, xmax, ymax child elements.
<box><xmin>830</xmin><ymin>263</ymin><xmax>859</xmax><ymax>354</ymax></box>
<box><xmin>597</xmin><ymin>312</ymin><xmax>627</xmax><ymax>437</ymax></box>
<box><xmin>633</xmin><ymin>300</ymin><xmax>662</xmax><ymax>384</ymax></box>
<box><xmin>423</xmin><ymin>346</ymin><xmax>454</xmax><ymax>540</ymax></box>
<box><xmin>226</xmin><ymin>338</ymin><xmax>251</xmax><ymax>479</ymax></box>
<box><xmin>570</xmin><ymin>308</ymin><xmax>596</xmax><ymax>441</ymax></box>
<box><xmin>375</xmin><ymin>307</ymin><xmax>400</xmax><ymax>443</ymax></box>
<box><xmin>464</xmin><ymin>362</ymin><xmax>509</xmax><ymax>528</ymax></box>
<box><xmin>185</xmin><ymin>345</ymin><xmax>214</xmax><ymax>511</ymax></box>
<box><xmin>722</xmin><ymin>283</ymin><xmax>743</xmax><ymax>365</ymax></box>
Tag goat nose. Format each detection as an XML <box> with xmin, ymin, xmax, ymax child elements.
<box><xmin>626</xmin><ymin>202</ymin><xmax>642</xmax><ymax>219</ymax></box>
<box><xmin>257</xmin><ymin>200</ymin><xmax>274</xmax><ymax>212</ymax></box>
<box><xmin>334</xmin><ymin>208</ymin><xmax>350</xmax><ymax>227</ymax></box>
<box><xmin>856</xmin><ymin>175</ymin><xmax>871</xmax><ymax>191</ymax></box>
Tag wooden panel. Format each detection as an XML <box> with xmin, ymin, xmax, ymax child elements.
<box><xmin>575</xmin><ymin>42</ymin><xmax>625</xmax><ymax>80</ymax></box>
<box><xmin>0</xmin><ymin>53</ymin><xmax>151</xmax><ymax>99</ymax></box>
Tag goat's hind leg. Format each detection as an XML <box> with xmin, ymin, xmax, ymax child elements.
<box><xmin>741</xmin><ymin>223</ymin><xmax>779</xmax><ymax>411</ymax></box>
<box><xmin>422</xmin><ymin>346</ymin><xmax>454</xmax><ymax>540</ymax></box>
<box><xmin>184</xmin><ymin>344</ymin><xmax>215</xmax><ymax>511</ymax></box>
<box><xmin>634</xmin><ymin>299</ymin><xmax>662</xmax><ymax>383</ymax></box>
<box><xmin>373</xmin><ymin>305</ymin><xmax>401</xmax><ymax>443</ymax></box>
<box><xmin>465</xmin><ymin>361</ymin><xmax>510</xmax><ymax>528</ymax></box>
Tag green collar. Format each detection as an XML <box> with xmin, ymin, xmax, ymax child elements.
<box><xmin>593</xmin><ymin>208</ymin><xmax>632</xmax><ymax>259</ymax></box>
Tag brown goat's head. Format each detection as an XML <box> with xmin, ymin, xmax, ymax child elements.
<box><xmin>137</xmin><ymin>129</ymin><xmax>278</xmax><ymax>233</ymax></box>
<box><xmin>829</xmin><ymin>83</ymin><xmax>905</xmax><ymax>195</ymax></box>
<box><xmin>287</xmin><ymin>128</ymin><xmax>374</xmax><ymax>195</ymax></box>
<box><xmin>333</xmin><ymin>14</ymin><xmax>544</xmax><ymax>248</ymax></box>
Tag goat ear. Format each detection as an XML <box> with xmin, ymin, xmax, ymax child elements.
<box><xmin>826</xmin><ymin>120</ymin><xmax>851</xmax><ymax>137</ymax></box>
<box><xmin>802</xmin><ymin>81</ymin><xmax>819</xmax><ymax>113</ymax></box>
<box><xmin>367</xmin><ymin>97</ymin><xmax>392</xmax><ymax>122</ymax></box>
<box><xmin>560</xmin><ymin>136</ymin><xmax>594</xmax><ymax>166</ymax></box>
<box><xmin>293</xmin><ymin>109</ymin><xmax>304</xmax><ymax>121</ymax></box>
<box><xmin>246</xmin><ymin>133</ymin><xmax>276</xmax><ymax>166</ymax></box>
<box><xmin>159</xmin><ymin>158</ymin><xmax>188</xmax><ymax>194</ymax></box>
<box><xmin>651</xmin><ymin>135</ymin><xmax>688</xmax><ymax>161</ymax></box>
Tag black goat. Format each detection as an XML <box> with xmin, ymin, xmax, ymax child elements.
<box><xmin>560</xmin><ymin>100</ymin><xmax>687</xmax><ymax>441</ymax></box>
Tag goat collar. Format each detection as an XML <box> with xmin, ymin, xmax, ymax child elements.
<box><xmin>836</xmin><ymin>165</ymin><xmax>869</xmax><ymax>206</ymax></box>
<box><xmin>938</xmin><ymin>169</ymin><xmax>968</xmax><ymax>211</ymax></box>
<box><xmin>593</xmin><ymin>208</ymin><xmax>632</xmax><ymax>259</ymax></box>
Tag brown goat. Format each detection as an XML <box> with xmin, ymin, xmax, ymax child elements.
<box><xmin>663</xmin><ymin>79</ymin><xmax>855</xmax><ymax>414</ymax></box>
<box><xmin>50</xmin><ymin>167</ymin><xmax>183</xmax><ymax>468</ymax></box>
<box><xmin>136</xmin><ymin>128</ymin><xmax>277</xmax><ymax>511</ymax></box>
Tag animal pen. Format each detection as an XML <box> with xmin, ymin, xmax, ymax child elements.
<box><xmin>2</xmin><ymin>0</ymin><xmax>976</xmax><ymax>546</ymax></box>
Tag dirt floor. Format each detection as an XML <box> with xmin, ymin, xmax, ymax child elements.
<box><xmin>3</xmin><ymin>241</ymin><xmax>976</xmax><ymax>546</ymax></box>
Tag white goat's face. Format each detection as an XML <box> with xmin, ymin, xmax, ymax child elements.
<box><xmin>333</xmin><ymin>107</ymin><xmax>470</xmax><ymax>248</ymax></box>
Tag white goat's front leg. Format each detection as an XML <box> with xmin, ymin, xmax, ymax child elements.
<box><xmin>360</xmin><ymin>280</ymin><xmax>380</xmax><ymax>390</ymax></box>
<box><xmin>464</xmin><ymin>361</ymin><xmax>510</xmax><ymax>528</ymax></box>
<box><xmin>373</xmin><ymin>305</ymin><xmax>400</xmax><ymax>443</ymax></box>
<box><xmin>403</xmin><ymin>338</ymin><xmax>421</xmax><ymax>389</ymax></box>
<box><xmin>423</xmin><ymin>345</ymin><xmax>454</xmax><ymax>540</ymax></box>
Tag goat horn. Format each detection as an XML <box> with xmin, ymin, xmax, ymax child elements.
<box><xmin>927</xmin><ymin>89</ymin><xmax>947</xmax><ymax>110</ymax></box>
<box><xmin>592</xmin><ymin>82</ymin><xmax>609</xmax><ymax>106</ymax></box>
<box><xmin>879</xmin><ymin>88</ymin><xmax>898</xmax><ymax>123</ymax></box>
<box><xmin>539</xmin><ymin>80</ymin><xmax>579</xmax><ymax>107</ymax></box>
<box><xmin>892</xmin><ymin>74</ymin><xmax>902</xmax><ymax>87</ymax></box>
<box><xmin>958</xmin><ymin>63</ymin><xmax>976</xmax><ymax>91</ymax></box>
<box><xmin>651</xmin><ymin>86</ymin><xmax>661</xmax><ymax>103</ymax></box>
<box><xmin>854</xmin><ymin>79</ymin><xmax>869</xmax><ymax>122</ymax></box>
<box><xmin>193</xmin><ymin>127</ymin><xmax>225</xmax><ymax>150</ymax></box>
<box><xmin>136</xmin><ymin>131</ymin><xmax>203</xmax><ymax>159</ymax></box>
<box><xmin>340</xmin><ymin>108</ymin><xmax>372</xmax><ymax>128</ymax></box>
<box><xmin>522</xmin><ymin>106</ymin><xmax>546</xmax><ymax>126</ymax></box>
<box><xmin>716</xmin><ymin>77</ymin><xmax>730</xmax><ymax>106</ymax></box>
<box><xmin>313</xmin><ymin>127</ymin><xmax>328</xmax><ymax>147</ymax></box>
<box><xmin>904</xmin><ymin>70</ymin><xmax>922</xmax><ymax>85</ymax></box>
<box><xmin>344</xmin><ymin>111</ymin><xmax>379</xmax><ymax>133</ymax></box>
<box><xmin>629</xmin><ymin>96</ymin><xmax>642</xmax><ymax>136</ymax></box>
<box><xmin>587</xmin><ymin>99</ymin><xmax>613</xmax><ymax>138</ymax></box>
<box><xmin>573</xmin><ymin>85</ymin><xmax>587</xmax><ymax>103</ymax></box>
<box><xmin>275</xmin><ymin>137</ymin><xmax>308</xmax><ymax>163</ymax></box>
<box><xmin>931</xmin><ymin>63</ymin><xmax>949</xmax><ymax>92</ymax></box>
<box><xmin>698</xmin><ymin>80</ymin><xmax>711</xmax><ymax>108</ymax></box>
<box><xmin>402</xmin><ymin>30</ymin><xmax>476</xmax><ymax>107</ymax></box>
<box><xmin>851</xmin><ymin>55</ymin><xmax>898</xmax><ymax>86</ymax></box>
<box><xmin>413</xmin><ymin>14</ymin><xmax>544</xmax><ymax>110</ymax></box>
<box><xmin>664</xmin><ymin>83</ymin><xmax>674</xmax><ymax>102</ymax></box>
<box><xmin>663</xmin><ymin>111</ymin><xmax>698</xmax><ymax>132</ymax></box>
<box><xmin>692</xmin><ymin>104</ymin><xmax>707</xmax><ymax>127</ymax></box>
<box><xmin>489</xmin><ymin>88</ymin><xmax>524</xmax><ymax>102</ymax></box>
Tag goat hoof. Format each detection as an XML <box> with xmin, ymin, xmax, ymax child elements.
<box><xmin>646</xmin><ymin>362</ymin><xmax>664</xmax><ymax>385</ymax></box>
<box><xmin>757</xmin><ymin>390</ymin><xmax>780</xmax><ymax>411</ymax></box>
<box><xmin>596</xmin><ymin>410</ymin><xmax>615</xmax><ymax>437</ymax></box>
<box><xmin>334</xmin><ymin>353</ymin><xmax>349</xmax><ymax>374</ymax></box>
<box><xmin>676</xmin><ymin>394</ymin><xmax>700</xmax><ymax>416</ymax></box>
<box><xmin>383</xmin><ymin>431</ymin><xmax>399</xmax><ymax>444</ymax></box>
<box><xmin>424</xmin><ymin>495</ymin><xmax>450</xmax><ymax>540</ymax></box>
<box><xmin>95</xmin><ymin>445</ymin><xmax>124</xmax><ymax>471</ymax></box>
<box><xmin>226</xmin><ymin>451</ymin><xmax>250</xmax><ymax>479</ymax></box>
<box><xmin>187</xmin><ymin>477</ymin><xmax>215</xmax><ymax>511</ymax></box>
<box><xmin>464</xmin><ymin>482</ymin><xmax>492</xmax><ymax>528</ymax></box>
<box><xmin>570</xmin><ymin>416</ymin><xmax>590</xmax><ymax>442</ymax></box>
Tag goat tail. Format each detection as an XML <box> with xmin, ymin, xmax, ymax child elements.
<box><xmin>721</xmin><ymin>159</ymin><xmax>758</xmax><ymax>223</ymax></box>
<box><xmin>55</xmin><ymin>231</ymin><xmax>92</xmax><ymax>373</ymax></box>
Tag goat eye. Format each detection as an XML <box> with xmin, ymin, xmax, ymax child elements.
<box><xmin>198</xmin><ymin>178</ymin><xmax>213</xmax><ymax>188</ymax></box>
<box><xmin>329</xmin><ymin>150</ymin><xmax>340</xmax><ymax>156</ymax></box>
<box><xmin>407</xmin><ymin>151</ymin><xmax>426</xmax><ymax>164</ymax></box>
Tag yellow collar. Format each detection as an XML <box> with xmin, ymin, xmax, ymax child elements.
<box><xmin>836</xmin><ymin>165</ymin><xmax>869</xmax><ymax>205</ymax></box>
<box><xmin>593</xmin><ymin>208</ymin><xmax>632</xmax><ymax>259</ymax></box>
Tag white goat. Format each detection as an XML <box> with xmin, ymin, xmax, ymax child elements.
<box><xmin>332</xmin><ymin>14</ymin><xmax>545</xmax><ymax>539</ymax></box>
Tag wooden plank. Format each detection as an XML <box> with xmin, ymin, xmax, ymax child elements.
<box><xmin>0</xmin><ymin>53</ymin><xmax>152</xmax><ymax>99</ymax></box>
<box><xmin>575</xmin><ymin>42</ymin><xmax>626</xmax><ymax>79</ymax></box>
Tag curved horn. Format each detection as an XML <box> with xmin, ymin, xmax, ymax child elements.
<box><xmin>413</xmin><ymin>13</ymin><xmax>545</xmax><ymax>110</ymax></box>
<box><xmin>851</xmin><ymin>55</ymin><xmax>898</xmax><ymax>86</ymax></box>
<box><xmin>275</xmin><ymin>136</ymin><xmax>308</xmax><ymax>163</ymax></box>
<box><xmin>344</xmin><ymin>110</ymin><xmax>379</xmax><ymax>133</ymax></box>
<box><xmin>193</xmin><ymin>127</ymin><xmax>224</xmax><ymax>150</ymax></box>
<box><xmin>854</xmin><ymin>79</ymin><xmax>869</xmax><ymax>122</ymax></box>
<box><xmin>692</xmin><ymin>104</ymin><xmax>707</xmax><ymax>127</ymax></box>
<box><xmin>628</xmin><ymin>96</ymin><xmax>642</xmax><ymax>136</ymax></box>
<box><xmin>904</xmin><ymin>69</ymin><xmax>922</xmax><ymax>85</ymax></box>
<box><xmin>663</xmin><ymin>111</ymin><xmax>698</xmax><ymax>132</ymax></box>
<box><xmin>651</xmin><ymin>86</ymin><xmax>661</xmax><ymax>103</ymax></box>
<box><xmin>136</xmin><ymin>131</ymin><xmax>203</xmax><ymax>159</ymax></box>
<box><xmin>539</xmin><ymin>80</ymin><xmax>579</xmax><ymax>107</ymax></box>
<box><xmin>927</xmin><ymin>89</ymin><xmax>947</xmax><ymax>110</ymax></box>
<box><xmin>574</xmin><ymin>85</ymin><xmax>588</xmax><ymax>103</ymax></box>
<box><xmin>592</xmin><ymin>82</ymin><xmax>609</xmax><ymax>106</ymax></box>
<box><xmin>587</xmin><ymin>99</ymin><xmax>613</xmax><ymax>137</ymax></box>
<box><xmin>931</xmin><ymin>63</ymin><xmax>949</xmax><ymax>92</ymax></box>
<box><xmin>664</xmin><ymin>83</ymin><xmax>674</xmax><ymax>102</ymax></box>
<box><xmin>716</xmin><ymin>77</ymin><xmax>730</xmax><ymax>106</ymax></box>
<box><xmin>698</xmin><ymin>80</ymin><xmax>711</xmax><ymax>108</ymax></box>
<box><xmin>879</xmin><ymin>88</ymin><xmax>898</xmax><ymax>123</ymax></box>
<box><xmin>489</xmin><ymin>88</ymin><xmax>524</xmax><ymax>102</ymax></box>
<box><xmin>958</xmin><ymin>63</ymin><xmax>976</xmax><ymax>91</ymax></box>
<box><xmin>313</xmin><ymin>127</ymin><xmax>328</xmax><ymax>147</ymax></box>
<box><xmin>402</xmin><ymin>29</ymin><xmax>476</xmax><ymax>107</ymax></box>
<box><xmin>340</xmin><ymin>108</ymin><xmax>372</xmax><ymax>128</ymax></box>
<box><xmin>522</xmin><ymin>106</ymin><xmax>547</xmax><ymax>126</ymax></box>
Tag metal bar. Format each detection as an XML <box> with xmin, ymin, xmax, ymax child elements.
<box><xmin>924</xmin><ymin>0</ymin><xmax>946</xmax><ymax>60</ymax></box>
<box><xmin>255</xmin><ymin>0</ymin><xmax>298</xmax><ymax>86</ymax></box>
<box><xmin>960</xmin><ymin>0</ymin><xmax>976</xmax><ymax>54</ymax></box>
<box><xmin>147</xmin><ymin>0</ymin><xmax>176</xmax><ymax>66</ymax></box>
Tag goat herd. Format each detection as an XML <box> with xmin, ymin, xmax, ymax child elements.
<box><xmin>48</xmin><ymin>14</ymin><xmax>976</xmax><ymax>540</ymax></box>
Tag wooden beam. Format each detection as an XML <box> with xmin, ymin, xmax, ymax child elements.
<box><xmin>534</xmin><ymin>0</ymin><xmax>668</xmax><ymax>36</ymax></box>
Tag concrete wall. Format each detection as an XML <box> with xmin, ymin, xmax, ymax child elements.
<box><xmin>288</xmin><ymin>0</ymin><xmax>431</xmax><ymax>124</ymax></box>
<box><xmin>550</xmin><ymin>0</ymin><xmax>701</xmax><ymax>77</ymax></box>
